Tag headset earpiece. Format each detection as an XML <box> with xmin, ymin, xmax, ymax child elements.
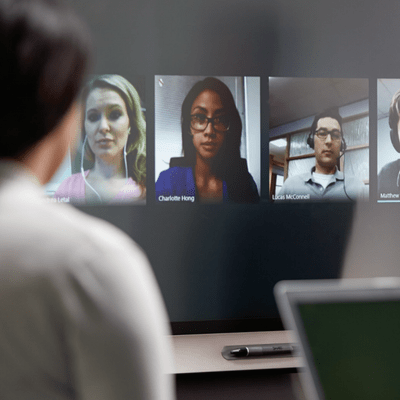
<box><xmin>341</xmin><ymin>137</ymin><xmax>347</xmax><ymax>152</ymax></box>
<box><xmin>390</xmin><ymin>128</ymin><xmax>400</xmax><ymax>153</ymax></box>
<box><xmin>307</xmin><ymin>132</ymin><xmax>314</xmax><ymax>149</ymax></box>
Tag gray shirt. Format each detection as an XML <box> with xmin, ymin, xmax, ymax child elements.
<box><xmin>275</xmin><ymin>167</ymin><xmax>366</xmax><ymax>201</ymax></box>
<box><xmin>0</xmin><ymin>162</ymin><xmax>175</xmax><ymax>400</ymax></box>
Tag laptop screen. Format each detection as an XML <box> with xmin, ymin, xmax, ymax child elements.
<box><xmin>298</xmin><ymin>300</ymin><xmax>400</xmax><ymax>400</ymax></box>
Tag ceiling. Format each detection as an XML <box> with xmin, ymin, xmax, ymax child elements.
<box><xmin>269</xmin><ymin>77</ymin><xmax>369</xmax><ymax>128</ymax></box>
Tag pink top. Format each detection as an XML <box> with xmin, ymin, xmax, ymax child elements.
<box><xmin>54</xmin><ymin>171</ymin><xmax>144</xmax><ymax>205</ymax></box>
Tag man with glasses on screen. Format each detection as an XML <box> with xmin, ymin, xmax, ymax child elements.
<box><xmin>276</xmin><ymin>109</ymin><xmax>364</xmax><ymax>201</ymax></box>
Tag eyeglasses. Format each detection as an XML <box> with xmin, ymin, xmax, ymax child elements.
<box><xmin>190</xmin><ymin>114</ymin><xmax>230</xmax><ymax>133</ymax></box>
<box><xmin>315</xmin><ymin>129</ymin><xmax>342</xmax><ymax>142</ymax></box>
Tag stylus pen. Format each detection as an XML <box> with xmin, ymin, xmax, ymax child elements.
<box><xmin>230</xmin><ymin>344</ymin><xmax>294</xmax><ymax>357</ymax></box>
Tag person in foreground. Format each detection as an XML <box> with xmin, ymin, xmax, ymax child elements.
<box><xmin>156</xmin><ymin>77</ymin><xmax>260</xmax><ymax>203</ymax></box>
<box><xmin>276</xmin><ymin>109</ymin><xmax>365</xmax><ymax>201</ymax></box>
<box><xmin>54</xmin><ymin>74</ymin><xmax>146</xmax><ymax>204</ymax></box>
<box><xmin>0</xmin><ymin>1</ymin><xmax>174</xmax><ymax>399</ymax></box>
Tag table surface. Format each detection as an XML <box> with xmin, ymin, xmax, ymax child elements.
<box><xmin>170</xmin><ymin>330</ymin><xmax>303</xmax><ymax>374</ymax></box>
<box><xmin>176</xmin><ymin>369</ymin><xmax>305</xmax><ymax>400</ymax></box>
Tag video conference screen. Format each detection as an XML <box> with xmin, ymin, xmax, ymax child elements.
<box><xmin>47</xmin><ymin>75</ymin><xmax>374</xmax><ymax>205</ymax></box>
<box><xmin>41</xmin><ymin>0</ymin><xmax>400</xmax><ymax>332</ymax></box>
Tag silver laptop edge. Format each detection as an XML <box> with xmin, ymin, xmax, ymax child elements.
<box><xmin>274</xmin><ymin>278</ymin><xmax>400</xmax><ymax>400</ymax></box>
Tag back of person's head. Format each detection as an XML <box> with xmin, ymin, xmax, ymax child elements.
<box><xmin>0</xmin><ymin>0</ymin><xmax>91</xmax><ymax>158</ymax></box>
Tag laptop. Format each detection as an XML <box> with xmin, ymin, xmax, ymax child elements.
<box><xmin>274</xmin><ymin>278</ymin><xmax>400</xmax><ymax>400</ymax></box>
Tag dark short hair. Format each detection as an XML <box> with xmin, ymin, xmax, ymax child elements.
<box><xmin>310</xmin><ymin>108</ymin><xmax>343</xmax><ymax>136</ymax></box>
<box><xmin>181</xmin><ymin>77</ymin><xmax>242</xmax><ymax>177</ymax></box>
<box><xmin>81</xmin><ymin>75</ymin><xmax>146</xmax><ymax>187</ymax></box>
<box><xmin>0</xmin><ymin>0</ymin><xmax>91</xmax><ymax>158</ymax></box>
<box><xmin>389</xmin><ymin>89</ymin><xmax>400</xmax><ymax>132</ymax></box>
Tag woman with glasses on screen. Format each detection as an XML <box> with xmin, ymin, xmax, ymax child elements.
<box><xmin>54</xmin><ymin>74</ymin><xmax>146</xmax><ymax>204</ymax></box>
<box><xmin>156</xmin><ymin>77</ymin><xmax>259</xmax><ymax>203</ymax></box>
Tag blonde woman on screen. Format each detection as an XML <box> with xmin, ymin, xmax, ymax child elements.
<box><xmin>55</xmin><ymin>74</ymin><xmax>146</xmax><ymax>204</ymax></box>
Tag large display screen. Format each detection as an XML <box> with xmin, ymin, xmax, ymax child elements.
<box><xmin>41</xmin><ymin>0</ymin><xmax>398</xmax><ymax>333</ymax></box>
